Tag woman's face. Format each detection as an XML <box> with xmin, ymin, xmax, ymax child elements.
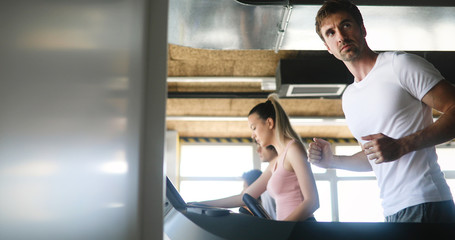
<box><xmin>248</xmin><ymin>113</ymin><xmax>273</xmax><ymax>147</ymax></box>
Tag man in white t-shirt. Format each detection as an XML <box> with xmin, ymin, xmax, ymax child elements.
<box><xmin>309</xmin><ymin>0</ymin><xmax>455</xmax><ymax>222</ymax></box>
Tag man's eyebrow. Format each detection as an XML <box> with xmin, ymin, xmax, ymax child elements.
<box><xmin>324</xmin><ymin>27</ymin><xmax>333</xmax><ymax>36</ymax></box>
<box><xmin>340</xmin><ymin>18</ymin><xmax>353</xmax><ymax>25</ymax></box>
<box><xmin>323</xmin><ymin>18</ymin><xmax>353</xmax><ymax>36</ymax></box>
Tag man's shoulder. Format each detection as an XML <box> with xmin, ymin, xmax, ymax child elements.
<box><xmin>379</xmin><ymin>51</ymin><xmax>407</xmax><ymax>61</ymax></box>
<box><xmin>387</xmin><ymin>51</ymin><xmax>425</xmax><ymax>63</ymax></box>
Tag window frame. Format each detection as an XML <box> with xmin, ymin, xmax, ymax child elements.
<box><xmin>177</xmin><ymin>138</ymin><xmax>455</xmax><ymax>222</ymax></box>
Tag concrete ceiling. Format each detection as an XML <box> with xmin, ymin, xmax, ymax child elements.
<box><xmin>166</xmin><ymin>44</ymin><xmax>446</xmax><ymax>139</ymax></box>
<box><xmin>165</xmin><ymin>1</ymin><xmax>452</xmax><ymax>139</ymax></box>
<box><xmin>166</xmin><ymin>44</ymin><xmax>351</xmax><ymax>138</ymax></box>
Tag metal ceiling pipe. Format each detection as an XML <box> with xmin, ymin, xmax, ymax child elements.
<box><xmin>274</xmin><ymin>4</ymin><xmax>293</xmax><ymax>52</ymax></box>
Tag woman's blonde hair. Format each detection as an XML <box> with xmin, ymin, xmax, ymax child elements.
<box><xmin>249</xmin><ymin>93</ymin><xmax>303</xmax><ymax>146</ymax></box>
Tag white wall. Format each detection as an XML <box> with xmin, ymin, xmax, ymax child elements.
<box><xmin>0</xmin><ymin>1</ymin><xmax>167</xmax><ymax>239</ymax></box>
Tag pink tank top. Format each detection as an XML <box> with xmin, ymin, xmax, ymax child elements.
<box><xmin>266</xmin><ymin>139</ymin><xmax>304</xmax><ymax>220</ymax></box>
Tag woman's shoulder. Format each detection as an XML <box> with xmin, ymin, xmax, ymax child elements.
<box><xmin>286</xmin><ymin>140</ymin><xmax>308</xmax><ymax>162</ymax></box>
<box><xmin>287</xmin><ymin>139</ymin><xmax>306</xmax><ymax>153</ymax></box>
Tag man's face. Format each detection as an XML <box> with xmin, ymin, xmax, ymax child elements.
<box><xmin>320</xmin><ymin>11</ymin><xmax>366</xmax><ymax>62</ymax></box>
<box><xmin>256</xmin><ymin>145</ymin><xmax>276</xmax><ymax>163</ymax></box>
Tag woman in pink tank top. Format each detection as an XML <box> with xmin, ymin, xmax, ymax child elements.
<box><xmin>198</xmin><ymin>94</ymin><xmax>319</xmax><ymax>221</ymax></box>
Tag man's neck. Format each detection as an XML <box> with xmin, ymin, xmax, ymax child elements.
<box><xmin>345</xmin><ymin>48</ymin><xmax>378</xmax><ymax>82</ymax></box>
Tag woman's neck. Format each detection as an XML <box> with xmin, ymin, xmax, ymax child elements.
<box><xmin>272</xmin><ymin>137</ymin><xmax>293</xmax><ymax>155</ymax></box>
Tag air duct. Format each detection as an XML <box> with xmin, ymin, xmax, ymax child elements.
<box><xmin>276</xmin><ymin>52</ymin><xmax>353</xmax><ymax>98</ymax></box>
<box><xmin>276</xmin><ymin>51</ymin><xmax>455</xmax><ymax>98</ymax></box>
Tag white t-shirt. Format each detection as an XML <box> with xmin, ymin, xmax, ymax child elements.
<box><xmin>342</xmin><ymin>51</ymin><xmax>453</xmax><ymax>216</ymax></box>
<box><xmin>261</xmin><ymin>191</ymin><xmax>277</xmax><ymax>220</ymax></box>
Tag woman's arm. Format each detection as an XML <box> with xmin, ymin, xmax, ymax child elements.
<box><xmin>283</xmin><ymin>142</ymin><xmax>320</xmax><ymax>221</ymax></box>
<box><xmin>196</xmin><ymin>163</ymin><xmax>273</xmax><ymax>208</ymax></box>
<box><xmin>195</xmin><ymin>194</ymin><xmax>243</xmax><ymax>208</ymax></box>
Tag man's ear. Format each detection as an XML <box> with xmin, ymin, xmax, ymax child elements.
<box><xmin>324</xmin><ymin>42</ymin><xmax>333</xmax><ymax>55</ymax></box>
<box><xmin>266</xmin><ymin>117</ymin><xmax>275</xmax><ymax>129</ymax></box>
<box><xmin>361</xmin><ymin>25</ymin><xmax>367</xmax><ymax>37</ymax></box>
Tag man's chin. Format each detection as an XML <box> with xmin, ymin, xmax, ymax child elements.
<box><xmin>341</xmin><ymin>51</ymin><xmax>359</xmax><ymax>62</ymax></box>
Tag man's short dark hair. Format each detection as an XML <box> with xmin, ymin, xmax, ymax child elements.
<box><xmin>266</xmin><ymin>145</ymin><xmax>275</xmax><ymax>151</ymax></box>
<box><xmin>315</xmin><ymin>0</ymin><xmax>364</xmax><ymax>41</ymax></box>
<box><xmin>242</xmin><ymin>169</ymin><xmax>262</xmax><ymax>186</ymax></box>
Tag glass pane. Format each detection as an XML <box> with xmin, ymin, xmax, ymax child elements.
<box><xmin>335</xmin><ymin>145</ymin><xmax>375</xmax><ymax>177</ymax></box>
<box><xmin>437</xmin><ymin>148</ymin><xmax>455</xmax><ymax>171</ymax></box>
<box><xmin>335</xmin><ymin>145</ymin><xmax>362</xmax><ymax>155</ymax></box>
<box><xmin>180</xmin><ymin>145</ymin><xmax>254</xmax><ymax>177</ymax></box>
<box><xmin>180</xmin><ymin>180</ymin><xmax>243</xmax><ymax>202</ymax></box>
<box><xmin>314</xmin><ymin>181</ymin><xmax>332</xmax><ymax>222</ymax></box>
<box><xmin>311</xmin><ymin>165</ymin><xmax>327</xmax><ymax>174</ymax></box>
<box><xmin>337</xmin><ymin>169</ymin><xmax>376</xmax><ymax>177</ymax></box>
<box><xmin>338</xmin><ymin>181</ymin><xmax>383</xmax><ymax>222</ymax></box>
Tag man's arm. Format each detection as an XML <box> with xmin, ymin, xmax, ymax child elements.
<box><xmin>363</xmin><ymin>80</ymin><xmax>455</xmax><ymax>163</ymax></box>
<box><xmin>308</xmin><ymin>138</ymin><xmax>372</xmax><ymax>171</ymax></box>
